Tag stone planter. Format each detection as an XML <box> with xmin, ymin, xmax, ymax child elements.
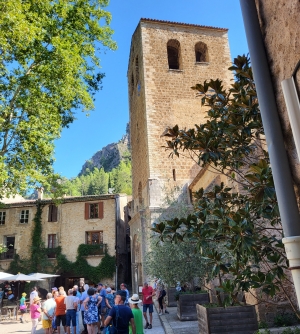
<box><xmin>197</xmin><ymin>304</ymin><xmax>258</xmax><ymax>334</ymax></box>
<box><xmin>166</xmin><ymin>287</ymin><xmax>177</xmax><ymax>307</ymax></box>
<box><xmin>177</xmin><ymin>293</ymin><xmax>210</xmax><ymax>321</ymax></box>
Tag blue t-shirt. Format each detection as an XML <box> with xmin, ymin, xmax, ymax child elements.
<box><xmin>124</xmin><ymin>289</ymin><xmax>129</xmax><ymax>305</ymax></box>
<box><xmin>80</xmin><ymin>291</ymin><xmax>88</xmax><ymax>311</ymax></box>
<box><xmin>100</xmin><ymin>289</ymin><xmax>107</xmax><ymax>307</ymax></box>
<box><xmin>108</xmin><ymin>305</ymin><xmax>134</xmax><ymax>334</ymax></box>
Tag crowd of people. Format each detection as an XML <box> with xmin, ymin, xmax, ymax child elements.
<box><xmin>14</xmin><ymin>279</ymin><xmax>169</xmax><ymax>334</ymax></box>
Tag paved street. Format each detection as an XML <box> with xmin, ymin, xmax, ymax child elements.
<box><xmin>0</xmin><ymin>304</ymin><xmax>199</xmax><ymax>334</ymax></box>
<box><xmin>159</xmin><ymin>306</ymin><xmax>199</xmax><ymax>334</ymax></box>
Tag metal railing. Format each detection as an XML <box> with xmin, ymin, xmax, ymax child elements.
<box><xmin>84</xmin><ymin>243</ymin><xmax>107</xmax><ymax>256</ymax></box>
<box><xmin>0</xmin><ymin>249</ymin><xmax>15</xmax><ymax>260</ymax></box>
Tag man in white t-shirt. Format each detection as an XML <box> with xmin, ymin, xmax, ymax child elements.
<box><xmin>64</xmin><ymin>289</ymin><xmax>78</xmax><ymax>334</ymax></box>
<box><xmin>30</xmin><ymin>286</ymin><xmax>38</xmax><ymax>305</ymax></box>
<box><xmin>42</xmin><ymin>293</ymin><xmax>56</xmax><ymax>334</ymax></box>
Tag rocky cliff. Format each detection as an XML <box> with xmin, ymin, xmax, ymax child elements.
<box><xmin>79</xmin><ymin>123</ymin><xmax>131</xmax><ymax>175</ymax></box>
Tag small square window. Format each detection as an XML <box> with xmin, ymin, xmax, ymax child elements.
<box><xmin>0</xmin><ymin>212</ymin><xmax>6</xmax><ymax>225</ymax></box>
<box><xmin>20</xmin><ymin>210</ymin><xmax>29</xmax><ymax>224</ymax></box>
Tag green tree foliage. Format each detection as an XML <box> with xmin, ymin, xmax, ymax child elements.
<box><xmin>0</xmin><ymin>243</ymin><xmax>7</xmax><ymax>254</ymax></box>
<box><xmin>145</xmin><ymin>236</ymin><xmax>209</xmax><ymax>289</ymax></box>
<box><xmin>110</xmin><ymin>161</ymin><xmax>132</xmax><ymax>194</ymax></box>
<box><xmin>0</xmin><ymin>0</ymin><xmax>117</xmax><ymax>198</ymax></box>
<box><xmin>61</xmin><ymin>161</ymin><xmax>132</xmax><ymax>196</ymax></box>
<box><xmin>154</xmin><ymin>56</ymin><xmax>298</xmax><ymax>314</ymax></box>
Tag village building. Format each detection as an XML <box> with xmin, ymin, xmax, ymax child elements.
<box><xmin>0</xmin><ymin>190</ymin><xmax>130</xmax><ymax>290</ymax></box>
<box><xmin>127</xmin><ymin>18</ymin><xmax>233</xmax><ymax>292</ymax></box>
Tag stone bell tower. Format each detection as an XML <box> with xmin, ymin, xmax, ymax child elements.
<box><xmin>127</xmin><ymin>18</ymin><xmax>232</xmax><ymax>290</ymax></box>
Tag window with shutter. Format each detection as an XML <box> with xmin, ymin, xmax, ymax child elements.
<box><xmin>85</xmin><ymin>202</ymin><xmax>104</xmax><ymax>219</ymax></box>
<box><xmin>48</xmin><ymin>204</ymin><xmax>58</xmax><ymax>222</ymax></box>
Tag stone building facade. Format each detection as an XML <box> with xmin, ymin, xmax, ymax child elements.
<box><xmin>0</xmin><ymin>193</ymin><xmax>129</xmax><ymax>289</ymax></box>
<box><xmin>127</xmin><ymin>18</ymin><xmax>233</xmax><ymax>291</ymax></box>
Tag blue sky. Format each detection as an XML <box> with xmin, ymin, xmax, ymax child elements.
<box><xmin>53</xmin><ymin>0</ymin><xmax>249</xmax><ymax>179</ymax></box>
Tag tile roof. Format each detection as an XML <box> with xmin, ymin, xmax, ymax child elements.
<box><xmin>140</xmin><ymin>18</ymin><xmax>228</xmax><ymax>31</ymax></box>
<box><xmin>0</xmin><ymin>194</ymin><xmax>126</xmax><ymax>208</ymax></box>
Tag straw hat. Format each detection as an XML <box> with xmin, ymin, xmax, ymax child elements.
<box><xmin>128</xmin><ymin>294</ymin><xmax>142</xmax><ymax>304</ymax></box>
<box><xmin>33</xmin><ymin>296</ymin><xmax>41</xmax><ymax>303</ymax></box>
<box><xmin>22</xmin><ymin>292</ymin><xmax>27</xmax><ymax>297</ymax></box>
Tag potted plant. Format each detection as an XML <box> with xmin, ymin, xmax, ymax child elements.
<box><xmin>177</xmin><ymin>290</ymin><xmax>210</xmax><ymax>321</ymax></box>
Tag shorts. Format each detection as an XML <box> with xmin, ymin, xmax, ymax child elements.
<box><xmin>56</xmin><ymin>314</ymin><xmax>66</xmax><ymax>327</ymax></box>
<box><xmin>42</xmin><ymin>319</ymin><xmax>52</xmax><ymax>329</ymax></box>
<box><xmin>20</xmin><ymin>309</ymin><xmax>26</xmax><ymax>314</ymax></box>
<box><xmin>66</xmin><ymin>309</ymin><xmax>76</xmax><ymax>327</ymax></box>
<box><xmin>143</xmin><ymin>304</ymin><xmax>153</xmax><ymax>313</ymax></box>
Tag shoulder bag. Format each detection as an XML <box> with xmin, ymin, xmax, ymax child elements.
<box><xmin>106</xmin><ymin>306</ymin><xmax>119</xmax><ymax>334</ymax></box>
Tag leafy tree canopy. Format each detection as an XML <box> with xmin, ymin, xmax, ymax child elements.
<box><xmin>55</xmin><ymin>161</ymin><xmax>132</xmax><ymax>196</ymax></box>
<box><xmin>0</xmin><ymin>0</ymin><xmax>117</xmax><ymax>198</ymax></box>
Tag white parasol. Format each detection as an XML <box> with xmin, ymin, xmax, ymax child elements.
<box><xmin>0</xmin><ymin>273</ymin><xmax>45</xmax><ymax>281</ymax></box>
<box><xmin>0</xmin><ymin>271</ymin><xmax>13</xmax><ymax>280</ymax></box>
<box><xmin>28</xmin><ymin>272</ymin><xmax>60</xmax><ymax>279</ymax></box>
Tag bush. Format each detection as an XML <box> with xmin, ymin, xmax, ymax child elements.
<box><xmin>274</xmin><ymin>312</ymin><xmax>298</xmax><ymax>327</ymax></box>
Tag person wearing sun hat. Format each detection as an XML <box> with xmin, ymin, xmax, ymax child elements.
<box><xmin>129</xmin><ymin>294</ymin><xmax>143</xmax><ymax>334</ymax></box>
<box><xmin>30</xmin><ymin>296</ymin><xmax>42</xmax><ymax>334</ymax></box>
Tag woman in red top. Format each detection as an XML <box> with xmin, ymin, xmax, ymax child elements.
<box><xmin>30</xmin><ymin>296</ymin><xmax>42</xmax><ymax>334</ymax></box>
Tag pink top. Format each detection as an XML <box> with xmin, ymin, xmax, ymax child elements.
<box><xmin>30</xmin><ymin>303</ymin><xmax>41</xmax><ymax>319</ymax></box>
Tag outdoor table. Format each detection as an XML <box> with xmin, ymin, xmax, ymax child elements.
<box><xmin>1</xmin><ymin>304</ymin><xmax>18</xmax><ymax>320</ymax></box>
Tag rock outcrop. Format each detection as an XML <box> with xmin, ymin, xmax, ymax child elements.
<box><xmin>79</xmin><ymin>123</ymin><xmax>131</xmax><ymax>175</ymax></box>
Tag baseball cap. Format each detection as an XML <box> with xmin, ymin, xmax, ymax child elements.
<box><xmin>97</xmin><ymin>283</ymin><xmax>103</xmax><ymax>286</ymax></box>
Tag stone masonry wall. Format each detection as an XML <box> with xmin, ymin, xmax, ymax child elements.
<box><xmin>128</xmin><ymin>19</ymin><xmax>233</xmax><ymax>283</ymax></box>
<box><xmin>141</xmin><ymin>21</ymin><xmax>232</xmax><ymax>186</ymax></box>
<box><xmin>128</xmin><ymin>20</ymin><xmax>233</xmax><ymax>213</ymax></box>
<box><xmin>0</xmin><ymin>204</ymin><xmax>36</xmax><ymax>272</ymax></box>
<box><xmin>255</xmin><ymin>0</ymin><xmax>300</xmax><ymax>191</ymax></box>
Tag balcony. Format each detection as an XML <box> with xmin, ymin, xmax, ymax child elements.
<box><xmin>79</xmin><ymin>243</ymin><xmax>108</xmax><ymax>257</ymax></box>
<box><xmin>46</xmin><ymin>246</ymin><xmax>60</xmax><ymax>259</ymax></box>
<box><xmin>0</xmin><ymin>249</ymin><xmax>16</xmax><ymax>260</ymax></box>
